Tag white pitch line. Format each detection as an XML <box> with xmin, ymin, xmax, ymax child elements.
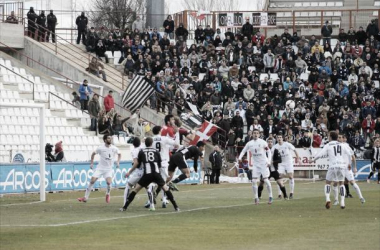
<box><xmin>0</xmin><ymin>202</ymin><xmax>258</xmax><ymax>227</ymax></box>
<box><xmin>0</xmin><ymin>201</ymin><xmax>44</xmax><ymax>207</ymax></box>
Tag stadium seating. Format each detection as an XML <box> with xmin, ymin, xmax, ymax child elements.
<box><xmin>0</xmin><ymin>56</ymin><xmax>108</xmax><ymax>163</ymax></box>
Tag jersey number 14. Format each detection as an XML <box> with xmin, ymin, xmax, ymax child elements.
<box><xmin>333</xmin><ymin>145</ymin><xmax>342</xmax><ymax>156</ymax></box>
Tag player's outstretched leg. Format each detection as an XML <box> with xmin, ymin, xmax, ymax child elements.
<box><xmin>120</xmin><ymin>191</ymin><xmax>137</xmax><ymax>211</ymax></box>
<box><xmin>324</xmin><ymin>184</ymin><xmax>331</xmax><ymax>209</ymax></box>
<box><xmin>339</xmin><ymin>185</ymin><xmax>346</xmax><ymax>209</ymax></box>
<box><xmin>123</xmin><ymin>184</ymin><xmax>131</xmax><ymax>206</ymax></box>
<box><xmin>351</xmin><ymin>182</ymin><xmax>365</xmax><ymax>204</ymax></box>
<box><xmin>289</xmin><ymin>177</ymin><xmax>295</xmax><ymax>199</ymax></box>
<box><xmin>367</xmin><ymin>171</ymin><xmax>374</xmax><ymax>183</ymax></box>
<box><xmin>252</xmin><ymin>179</ymin><xmax>259</xmax><ymax>205</ymax></box>
<box><xmin>277</xmin><ymin>183</ymin><xmax>282</xmax><ymax>199</ymax></box>
<box><xmin>263</xmin><ymin>178</ymin><xmax>273</xmax><ymax>204</ymax></box>
<box><xmin>345</xmin><ymin>181</ymin><xmax>352</xmax><ymax>198</ymax></box>
<box><xmin>162</xmin><ymin>184</ymin><xmax>179</xmax><ymax>211</ymax></box>
<box><xmin>258</xmin><ymin>181</ymin><xmax>264</xmax><ymax>199</ymax></box>
<box><xmin>277</xmin><ymin>180</ymin><xmax>288</xmax><ymax>200</ymax></box>
<box><xmin>105</xmin><ymin>179</ymin><xmax>112</xmax><ymax>203</ymax></box>
<box><xmin>78</xmin><ymin>178</ymin><xmax>96</xmax><ymax>202</ymax></box>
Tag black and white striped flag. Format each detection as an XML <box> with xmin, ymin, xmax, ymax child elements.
<box><xmin>121</xmin><ymin>75</ymin><xmax>155</xmax><ymax>112</ymax></box>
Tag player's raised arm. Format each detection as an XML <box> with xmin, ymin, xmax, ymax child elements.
<box><xmin>90</xmin><ymin>151</ymin><xmax>97</xmax><ymax>169</ymax></box>
<box><xmin>264</xmin><ymin>143</ymin><xmax>271</xmax><ymax>166</ymax></box>
<box><xmin>116</xmin><ymin>152</ymin><xmax>121</xmax><ymax>168</ymax></box>
<box><xmin>238</xmin><ymin>144</ymin><xmax>249</xmax><ymax>161</ymax></box>
<box><xmin>312</xmin><ymin>145</ymin><xmax>328</xmax><ymax>163</ymax></box>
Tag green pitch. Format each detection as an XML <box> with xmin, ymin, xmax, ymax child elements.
<box><xmin>1</xmin><ymin>181</ymin><xmax>379</xmax><ymax>250</ymax></box>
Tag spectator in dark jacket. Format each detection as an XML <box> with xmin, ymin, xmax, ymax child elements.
<box><xmin>321</xmin><ymin>21</ymin><xmax>333</xmax><ymax>46</ymax></box>
<box><xmin>76</xmin><ymin>12</ymin><xmax>88</xmax><ymax>45</ymax></box>
<box><xmin>163</xmin><ymin>15</ymin><xmax>175</xmax><ymax>39</ymax></box>
<box><xmin>27</xmin><ymin>7</ymin><xmax>38</xmax><ymax>38</ymax></box>
<box><xmin>175</xmin><ymin>23</ymin><xmax>189</xmax><ymax>41</ymax></box>
<box><xmin>356</xmin><ymin>26</ymin><xmax>367</xmax><ymax>45</ymax></box>
<box><xmin>299</xmin><ymin>130</ymin><xmax>312</xmax><ymax>148</ymax></box>
<box><xmin>46</xmin><ymin>10</ymin><xmax>57</xmax><ymax>43</ymax></box>
<box><xmin>366</xmin><ymin>20</ymin><xmax>379</xmax><ymax>39</ymax></box>
<box><xmin>209</xmin><ymin>146</ymin><xmax>223</xmax><ymax>184</ymax></box>
<box><xmin>86</xmin><ymin>27</ymin><xmax>99</xmax><ymax>52</ymax></box>
<box><xmin>95</xmin><ymin>39</ymin><xmax>109</xmax><ymax>63</ymax></box>
<box><xmin>36</xmin><ymin>11</ymin><xmax>47</xmax><ymax>42</ymax></box>
<box><xmin>88</xmin><ymin>94</ymin><xmax>101</xmax><ymax>131</ymax></box>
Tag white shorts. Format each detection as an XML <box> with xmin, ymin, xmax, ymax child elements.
<box><xmin>345</xmin><ymin>169</ymin><xmax>355</xmax><ymax>182</ymax></box>
<box><xmin>278</xmin><ymin>163</ymin><xmax>294</xmax><ymax>174</ymax></box>
<box><xmin>93</xmin><ymin>169</ymin><xmax>113</xmax><ymax>179</ymax></box>
<box><xmin>252</xmin><ymin>166</ymin><xmax>270</xmax><ymax>179</ymax></box>
<box><xmin>128</xmin><ymin>168</ymin><xmax>144</xmax><ymax>186</ymax></box>
<box><xmin>326</xmin><ymin>167</ymin><xmax>345</xmax><ymax>182</ymax></box>
<box><xmin>160</xmin><ymin>161</ymin><xmax>169</xmax><ymax>181</ymax></box>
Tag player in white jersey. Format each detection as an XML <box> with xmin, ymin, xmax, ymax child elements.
<box><xmin>238</xmin><ymin>129</ymin><xmax>273</xmax><ymax>205</ymax></box>
<box><xmin>152</xmin><ymin>125</ymin><xmax>179</xmax><ymax>208</ymax></box>
<box><xmin>331</xmin><ymin>134</ymin><xmax>365</xmax><ymax>205</ymax></box>
<box><xmin>273</xmin><ymin>133</ymin><xmax>301</xmax><ymax>199</ymax></box>
<box><xmin>78</xmin><ymin>135</ymin><xmax>121</xmax><ymax>203</ymax></box>
<box><xmin>310</xmin><ymin>131</ymin><xmax>351</xmax><ymax>209</ymax></box>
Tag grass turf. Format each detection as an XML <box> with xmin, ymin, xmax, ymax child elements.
<box><xmin>0</xmin><ymin>181</ymin><xmax>379</xmax><ymax>250</ymax></box>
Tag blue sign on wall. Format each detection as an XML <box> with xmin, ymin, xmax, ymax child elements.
<box><xmin>0</xmin><ymin>161</ymin><xmax>202</xmax><ymax>194</ymax></box>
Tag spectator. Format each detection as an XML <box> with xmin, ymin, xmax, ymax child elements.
<box><xmin>79</xmin><ymin>79</ymin><xmax>92</xmax><ymax>110</ymax></box>
<box><xmin>362</xmin><ymin>114</ymin><xmax>375</xmax><ymax>141</ymax></box>
<box><xmin>46</xmin><ymin>10</ymin><xmax>57</xmax><ymax>43</ymax></box>
<box><xmin>112</xmin><ymin>114</ymin><xmax>130</xmax><ymax>139</ymax></box>
<box><xmin>163</xmin><ymin>15</ymin><xmax>175</xmax><ymax>39</ymax></box>
<box><xmin>299</xmin><ymin>130</ymin><xmax>312</xmax><ymax>148</ymax></box>
<box><xmin>132</xmin><ymin>16</ymin><xmax>144</xmax><ymax>32</ymax></box>
<box><xmin>242</xmin><ymin>17</ymin><xmax>254</xmax><ymax>38</ymax></box>
<box><xmin>104</xmin><ymin>90</ymin><xmax>115</xmax><ymax>113</ymax></box>
<box><xmin>349</xmin><ymin>130</ymin><xmax>365</xmax><ymax>150</ymax></box>
<box><xmin>263</xmin><ymin>49</ymin><xmax>275</xmax><ymax>73</ymax></box>
<box><xmin>54</xmin><ymin>141</ymin><xmax>65</xmax><ymax>162</ymax></box>
<box><xmin>209</xmin><ymin>145</ymin><xmax>223</xmax><ymax>184</ymax></box>
<box><xmin>88</xmin><ymin>57</ymin><xmax>107</xmax><ymax>82</ymax></box>
<box><xmin>5</xmin><ymin>11</ymin><xmax>18</xmax><ymax>24</ymax></box>
<box><xmin>321</xmin><ymin>21</ymin><xmax>333</xmax><ymax>46</ymax></box>
<box><xmin>312</xmin><ymin>130</ymin><xmax>322</xmax><ymax>148</ymax></box>
<box><xmin>71</xmin><ymin>91</ymin><xmax>81</xmax><ymax>107</ymax></box>
<box><xmin>76</xmin><ymin>12</ymin><xmax>88</xmax><ymax>45</ymax></box>
<box><xmin>36</xmin><ymin>11</ymin><xmax>47</xmax><ymax>42</ymax></box>
<box><xmin>86</xmin><ymin>27</ymin><xmax>99</xmax><ymax>52</ymax></box>
<box><xmin>366</xmin><ymin>20</ymin><xmax>379</xmax><ymax>41</ymax></box>
<box><xmin>27</xmin><ymin>7</ymin><xmax>38</xmax><ymax>38</ymax></box>
<box><xmin>95</xmin><ymin>39</ymin><xmax>109</xmax><ymax>63</ymax></box>
<box><xmin>175</xmin><ymin>23</ymin><xmax>189</xmax><ymax>41</ymax></box>
<box><xmin>88</xmin><ymin>94</ymin><xmax>100</xmax><ymax>131</ymax></box>
<box><xmin>356</xmin><ymin>26</ymin><xmax>367</xmax><ymax>45</ymax></box>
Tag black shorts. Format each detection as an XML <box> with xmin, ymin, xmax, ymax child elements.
<box><xmin>260</xmin><ymin>170</ymin><xmax>280</xmax><ymax>181</ymax></box>
<box><xmin>138</xmin><ymin>173</ymin><xmax>165</xmax><ymax>188</ymax></box>
<box><xmin>372</xmin><ymin>162</ymin><xmax>380</xmax><ymax>170</ymax></box>
<box><xmin>168</xmin><ymin>154</ymin><xmax>188</xmax><ymax>172</ymax></box>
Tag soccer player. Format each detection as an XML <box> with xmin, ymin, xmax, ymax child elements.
<box><xmin>273</xmin><ymin>133</ymin><xmax>301</xmax><ymax>199</ymax></box>
<box><xmin>120</xmin><ymin>137</ymin><xmax>179</xmax><ymax>211</ymax></box>
<box><xmin>122</xmin><ymin>137</ymin><xmax>156</xmax><ymax>210</ymax></box>
<box><xmin>166</xmin><ymin>141</ymin><xmax>205</xmax><ymax>191</ymax></box>
<box><xmin>161</xmin><ymin>114</ymin><xmax>177</xmax><ymax>140</ymax></box>
<box><xmin>258</xmin><ymin>138</ymin><xmax>288</xmax><ymax>200</ymax></box>
<box><xmin>332</xmin><ymin>134</ymin><xmax>365</xmax><ymax>205</ymax></box>
<box><xmin>367</xmin><ymin>138</ymin><xmax>380</xmax><ymax>184</ymax></box>
<box><xmin>78</xmin><ymin>135</ymin><xmax>121</xmax><ymax>203</ymax></box>
<box><xmin>238</xmin><ymin>129</ymin><xmax>273</xmax><ymax>205</ymax></box>
<box><xmin>310</xmin><ymin>131</ymin><xmax>351</xmax><ymax>209</ymax></box>
<box><xmin>151</xmin><ymin>126</ymin><xmax>179</xmax><ymax>208</ymax></box>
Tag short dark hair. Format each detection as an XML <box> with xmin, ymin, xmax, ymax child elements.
<box><xmin>108</xmin><ymin>90</ymin><xmax>113</xmax><ymax>93</ymax></box>
<box><xmin>330</xmin><ymin>131</ymin><xmax>338</xmax><ymax>140</ymax></box>
<box><xmin>164</xmin><ymin>114</ymin><xmax>174</xmax><ymax>125</ymax></box>
<box><xmin>196</xmin><ymin>141</ymin><xmax>205</xmax><ymax>147</ymax></box>
<box><xmin>152</xmin><ymin>126</ymin><xmax>162</xmax><ymax>135</ymax></box>
<box><xmin>133</xmin><ymin>137</ymin><xmax>141</xmax><ymax>147</ymax></box>
<box><xmin>145</xmin><ymin>137</ymin><xmax>153</xmax><ymax>147</ymax></box>
<box><xmin>252</xmin><ymin>129</ymin><xmax>260</xmax><ymax>132</ymax></box>
<box><xmin>103</xmin><ymin>134</ymin><xmax>111</xmax><ymax>142</ymax></box>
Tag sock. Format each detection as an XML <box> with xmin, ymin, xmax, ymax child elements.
<box><xmin>333</xmin><ymin>185</ymin><xmax>338</xmax><ymax>201</ymax></box>
<box><xmin>146</xmin><ymin>188</ymin><xmax>153</xmax><ymax>207</ymax></box>
<box><xmin>344</xmin><ymin>183</ymin><xmax>350</xmax><ymax>195</ymax></box>
<box><xmin>258</xmin><ymin>184</ymin><xmax>264</xmax><ymax>198</ymax></box>
<box><xmin>162</xmin><ymin>191</ymin><xmax>167</xmax><ymax>203</ymax></box>
<box><xmin>165</xmin><ymin>190</ymin><xmax>178</xmax><ymax>209</ymax></box>
<box><xmin>123</xmin><ymin>191</ymin><xmax>136</xmax><ymax>209</ymax></box>
<box><xmin>352</xmin><ymin>183</ymin><xmax>363</xmax><ymax>199</ymax></box>
<box><xmin>280</xmin><ymin>186</ymin><xmax>287</xmax><ymax>198</ymax></box>
<box><xmin>324</xmin><ymin>184</ymin><xmax>331</xmax><ymax>202</ymax></box>
<box><xmin>252</xmin><ymin>180</ymin><xmax>258</xmax><ymax>199</ymax></box>
<box><xmin>85</xmin><ymin>183</ymin><xmax>94</xmax><ymax>199</ymax></box>
<box><xmin>367</xmin><ymin>172</ymin><xmax>374</xmax><ymax>180</ymax></box>
<box><xmin>106</xmin><ymin>184</ymin><xmax>111</xmax><ymax>195</ymax></box>
<box><xmin>123</xmin><ymin>184</ymin><xmax>130</xmax><ymax>205</ymax></box>
<box><xmin>339</xmin><ymin>185</ymin><xmax>346</xmax><ymax>207</ymax></box>
<box><xmin>277</xmin><ymin>184</ymin><xmax>282</xmax><ymax>196</ymax></box>
<box><xmin>264</xmin><ymin>179</ymin><xmax>273</xmax><ymax>198</ymax></box>
<box><xmin>173</xmin><ymin>174</ymin><xmax>187</xmax><ymax>184</ymax></box>
<box><xmin>289</xmin><ymin>178</ymin><xmax>295</xmax><ymax>194</ymax></box>
<box><xmin>155</xmin><ymin>186</ymin><xmax>162</xmax><ymax>196</ymax></box>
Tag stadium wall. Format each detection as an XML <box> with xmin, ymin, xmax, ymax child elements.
<box><xmin>0</xmin><ymin>161</ymin><xmax>202</xmax><ymax>194</ymax></box>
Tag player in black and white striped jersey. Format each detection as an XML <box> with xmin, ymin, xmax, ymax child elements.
<box><xmin>367</xmin><ymin>138</ymin><xmax>380</xmax><ymax>184</ymax></box>
<box><xmin>120</xmin><ymin>137</ymin><xmax>179</xmax><ymax>212</ymax></box>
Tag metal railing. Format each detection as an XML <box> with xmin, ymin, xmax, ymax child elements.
<box><xmin>0</xmin><ymin>2</ymin><xmax>23</xmax><ymax>24</ymax></box>
<box><xmin>22</xmin><ymin>17</ymin><xmax>126</xmax><ymax>91</ymax></box>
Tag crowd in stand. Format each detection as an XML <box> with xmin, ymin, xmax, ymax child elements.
<box><xmin>27</xmin><ymin>9</ymin><xmax>380</xmax><ymax>157</ymax></box>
